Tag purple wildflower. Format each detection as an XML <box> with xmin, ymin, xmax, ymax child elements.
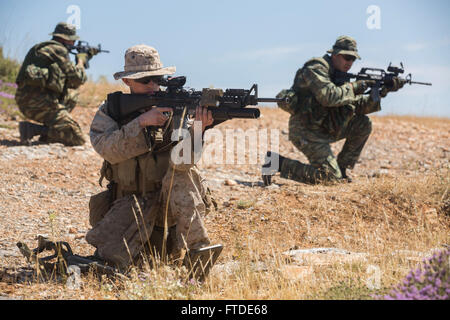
<box><xmin>0</xmin><ymin>91</ymin><xmax>15</xmax><ymax>99</ymax></box>
<box><xmin>379</xmin><ymin>247</ymin><xmax>450</xmax><ymax>300</ymax></box>
<box><xmin>0</xmin><ymin>80</ymin><xmax>17</xmax><ymax>88</ymax></box>
<box><xmin>4</xmin><ymin>82</ymin><xmax>17</xmax><ymax>88</ymax></box>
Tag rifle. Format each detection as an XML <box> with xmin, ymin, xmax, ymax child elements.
<box><xmin>336</xmin><ymin>62</ymin><xmax>432</xmax><ymax>102</ymax></box>
<box><xmin>106</xmin><ymin>76</ymin><xmax>289</xmax><ymax>140</ymax></box>
<box><xmin>69</xmin><ymin>40</ymin><xmax>110</xmax><ymax>69</ymax></box>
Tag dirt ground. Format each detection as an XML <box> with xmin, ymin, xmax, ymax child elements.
<box><xmin>0</xmin><ymin>100</ymin><xmax>449</xmax><ymax>299</ymax></box>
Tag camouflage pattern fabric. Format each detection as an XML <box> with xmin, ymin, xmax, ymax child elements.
<box><xmin>86</xmin><ymin>193</ymin><xmax>160</xmax><ymax>268</ymax></box>
<box><xmin>327</xmin><ymin>35</ymin><xmax>361</xmax><ymax>60</ymax></box>
<box><xmin>88</xmin><ymin>101</ymin><xmax>212</xmax><ymax>264</ymax></box>
<box><xmin>89</xmin><ymin>102</ymin><xmax>150</xmax><ymax>164</ymax></box>
<box><xmin>15</xmin><ymin>40</ymin><xmax>86</xmax><ymax>146</ymax></box>
<box><xmin>49</xmin><ymin>22</ymin><xmax>80</xmax><ymax>41</ymax></box>
<box><xmin>282</xmin><ymin>114</ymin><xmax>372</xmax><ymax>183</ymax></box>
<box><xmin>281</xmin><ymin>54</ymin><xmax>380</xmax><ymax>182</ymax></box>
<box><xmin>160</xmin><ymin>165</ymin><xmax>211</xmax><ymax>251</ymax></box>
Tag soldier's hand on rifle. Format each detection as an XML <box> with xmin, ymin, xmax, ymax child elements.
<box><xmin>195</xmin><ymin>106</ymin><xmax>213</xmax><ymax>132</ymax></box>
<box><xmin>352</xmin><ymin>80</ymin><xmax>377</xmax><ymax>95</ymax></box>
<box><xmin>76</xmin><ymin>53</ymin><xmax>89</xmax><ymax>68</ymax></box>
<box><xmin>387</xmin><ymin>77</ymin><xmax>406</xmax><ymax>92</ymax></box>
<box><xmin>138</xmin><ymin>106</ymin><xmax>173</xmax><ymax>127</ymax></box>
<box><xmin>380</xmin><ymin>77</ymin><xmax>406</xmax><ymax>98</ymax></box>
<box><xmin>87</xmin><ymin>47</ymin><xmax>100</xmax><ymax>58</ymax></box>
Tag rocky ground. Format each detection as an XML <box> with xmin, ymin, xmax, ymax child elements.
<box><xmin>0</xmin><ymin>103</ymin><xmax>449</xmax><ymax>299</ymax></box>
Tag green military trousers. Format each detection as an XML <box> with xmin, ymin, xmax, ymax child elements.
<box><xmin>281</xmin><ymin>114</ymin><xmax>372</xmax><ymax>184</ymax></box>
<box><xmin>15</xmin><ymin>85</ymin><xmax>86</xmax><ymax>146</ymax></box>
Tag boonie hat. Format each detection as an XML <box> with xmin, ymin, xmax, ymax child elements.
<box><xmin>49</xmin><ymin>22</ymin><xmax>80</xmax><ymax>41</ymax></box>
<box><xmin>327</xmin><ymin>36</ymin><xmax>361</xmax><ymax>60</ymax></box>
<box><xmin>113</xmin><ymin>45</ymin><xmax>176</xmax><ymax>80</ymax></box>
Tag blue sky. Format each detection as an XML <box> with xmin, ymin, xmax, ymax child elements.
<box><xmin>1</xmin><ymin>0</ymin><xmax>449</xmax><ymax>117</ymax></box>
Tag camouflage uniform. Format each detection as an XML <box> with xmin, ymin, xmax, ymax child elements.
<box><xmin>85</xmin><ymin>45</ymin><xmax>213</xmax><ymax>268</ymax></box>
<box><xmin>15</xmin><ymin>23</ymin><xmax>86</xmax><ymax>146</ymax></box>
<box><xmin>279</xmin><ymin>36</ymin><xmax>380</xmax><ymax>183</ymax></box>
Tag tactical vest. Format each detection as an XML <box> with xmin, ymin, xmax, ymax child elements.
<box><xmin>99</xmin><ymin>107</ymin><xmax>175</xmax><ymax>200</ymax></box>
<box><xmin>100</xmin><ymin>150</ymin><xmax>170</xmax><ymax>200</ymax></box>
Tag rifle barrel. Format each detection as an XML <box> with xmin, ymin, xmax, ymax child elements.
<box><xmin>410</xmin><ymin>81</ymin><xmax>432</xmax><ymax>86</ymax></box>
<box><xmin>257</xmin><ymin>98</ymin><xmax>289</xmax><ymax>103</ymax></box>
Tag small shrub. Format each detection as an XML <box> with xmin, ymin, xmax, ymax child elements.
<box><xmin>0</xmin><ymin>46</ymin><xmax>21</xmax><ymax>83</ymax></box>
<box><xmin>380</xmin><ymin>247</ymin><xmax>450</xmax><ymax>300</ymax></box>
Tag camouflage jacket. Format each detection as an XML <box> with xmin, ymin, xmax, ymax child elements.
<box><xmin>90</xmin><ymin>101</ymin><xmax>201</xmax><ymax>198</ymax></box>
<box><xmin>15</xmin><ymin>40</ymin><xmax>86</xmax><ymax>97</ymax></box>
<box><xmin>289</xmin><ymin>54</ymin><xmax>380</xmax><ymax>137</ymax></box>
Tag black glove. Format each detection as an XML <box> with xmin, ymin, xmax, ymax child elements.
<box><xmin>380</xmin><ymin>77</ymin><xmax>406</xmax><ymax>98</ymax></box>
<box><xmin>387</xmin><ymin>77</ymin><xmax>406</xmax><ymax>92</ymax></box>
<box><xmin>352</xmin><ymin>80</ymin><xmax>377</xmax><ymax>95</ymax></box>
<box><xmin>87</xmin><ymin>47</ymin><xmax>100</xmax><ymax>59</ymax></box>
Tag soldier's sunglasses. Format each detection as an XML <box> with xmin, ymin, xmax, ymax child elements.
<box><xmin>134</xmin><ymin>76</ymin><xmax>164</xmax><ymax>85</ymax></box>
<box><xmin>342</xmin><ymin>54</ymin><xmax>356</xmax><ymax>62</ymax></box>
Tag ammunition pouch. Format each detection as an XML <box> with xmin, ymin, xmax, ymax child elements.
<box><xmin>22</xmin><ymin>64</ymin><xmax>49</xmax><ymax>88</ymax></box>
<box><xmin>89</xmin><ymin>188</ymin><xmax>113</xmax><ymax>227</ymax></box>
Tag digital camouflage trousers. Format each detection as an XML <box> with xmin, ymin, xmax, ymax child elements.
<box><xmin>281</xmin><ymin>114</ymin><xmax>372</xmax><ymax>183</ymax></box>
<box><xmin>86</xmin><ymin>165</ymin><xmax>212</xmax><ymax>268</ymax></box>
<box><xmin>15</xmin><ymin>85</ymin><xmax>86</xmax><ymax>146</ymax></box>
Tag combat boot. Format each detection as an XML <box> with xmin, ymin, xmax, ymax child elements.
<box><xmin>339</xmin><ymin>165</ymin><xmax>353</xmax><ymax>183</ymax></box>
<box><xmin>183</xmin><ymin>244</ymin><xmax>223</xmax><ymax>282</ymax></box>
<box><xmin>19</xmin><ymin>121</ymin><xmax>49</xmax><ymax>145</ymax></box>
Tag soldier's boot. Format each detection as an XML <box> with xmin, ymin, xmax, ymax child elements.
<box><xmin>338</xmin><ymin>165</ymin><xmax>352</xmax><ymax>183</ymax></box>
<box><xmin>183</xmin><ymin>244</ymin><xmax>223</xmax><ymax>282</ymax></box>
<box><xmin>38</xmin><ymin>133</ymin><xmax>49</xmax><ymax>143</ymax></box>
<box><xmin>19</xmin><ymin>121</ymin><xmax>49</xmax><ymax>145</ymax></box>
<box><xmin>262</xmin><ymin>151</ymin><xmax>285</xmax><ymax>186</ymax></box>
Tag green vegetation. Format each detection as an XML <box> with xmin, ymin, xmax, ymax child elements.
<box><xmin>0</xmin><ymin>46</ymin><xmax>21</xmax><ymax>83</ymax></box>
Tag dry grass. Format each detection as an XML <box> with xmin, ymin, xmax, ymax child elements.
<box><xmin>12</xmin><ymin>168</ymin><xmax>447</xmax><ymax>300</ymax></box>
<box><xmin>77</xmin><ymin>80</ymin><xmax>127</xmax><ymax>108</ymax></box>
<box><xmin>0</xmin><ymin>81</ymin><xmax>449</xmax><ymax>300</ymax></box>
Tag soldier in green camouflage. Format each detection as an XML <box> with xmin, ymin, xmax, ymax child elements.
<box><xmin>262</xmin><ymin>36</ymin><xmax>405</xmax><ymax>185</ymax></box>
<box><xmin>15</xmin><ymin>22</ymin><xmax>98</xmax><ymax>146</ymax></box>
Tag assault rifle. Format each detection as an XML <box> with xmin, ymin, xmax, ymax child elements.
<box><xmin>69</xmin><ymin>40</ymin><xmax>109</xmax><ymax>68</ymax></box>
<box><xmin>336</xmin><ymin>63</ymin><xmax>432</xmax><ymax>102</ymax></box>
<box><xmin>106</xmin><ymin>76</ymin><xmax>289</xmax><ymax>140</ymax></box>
